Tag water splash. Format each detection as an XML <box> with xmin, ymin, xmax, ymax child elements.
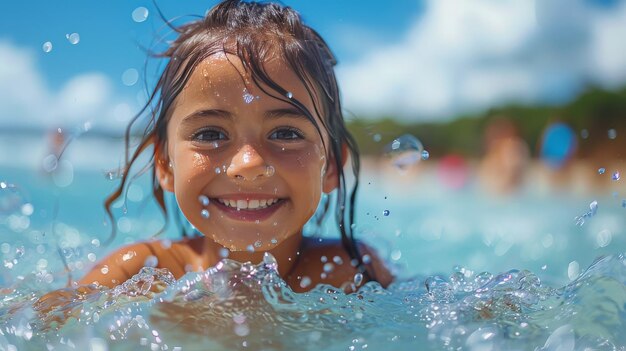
<box><xmin>574</xmin><ymin>200</ymin><xmax>598</xmax><ymax>226</ymax></box>
<box><xmin>1</xmin><ymin>255</ymin><xmax>624</xmax><ymax>350</ymax></box>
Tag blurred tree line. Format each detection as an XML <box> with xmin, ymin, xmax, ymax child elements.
<box><xmin>348</xmin><ymin>85</ymin><xmax>626</xmax><ymax>160</ymax></box>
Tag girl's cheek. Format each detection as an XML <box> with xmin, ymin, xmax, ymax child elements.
<box><xmin>192</xmin><ymin>152</ymin><xmax>211</xmax><ymax>170</ymax></box>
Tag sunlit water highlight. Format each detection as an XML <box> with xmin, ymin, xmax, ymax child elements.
<box><xmin>1</xmin><ymin>253</ymin><xmax>624</xmax><ymax>350</ymax></box>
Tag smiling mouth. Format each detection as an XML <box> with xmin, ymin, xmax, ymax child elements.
<box><xmin>211</xmin><ymin>197</ymin><xmax>286</xmax><ymax>222</ymax></box>
<box><xmin>215</xmin><ymin>198</ymin><xmax>281</xmax><ymax>210</ymax></box>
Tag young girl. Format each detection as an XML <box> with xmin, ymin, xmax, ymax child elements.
<box><xmin>79</xmin><ymin>0</ymin><xmax>392</xmax><ymax>293</ymax></box>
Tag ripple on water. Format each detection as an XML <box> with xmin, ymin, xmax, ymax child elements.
<box><xmin>0</xmin><ymin>254</ymin><xmax>624</xmax><ymax>350</ymax></box>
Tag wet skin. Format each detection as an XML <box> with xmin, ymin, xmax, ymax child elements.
<box><xmin>77</xmin><ymin>53</ymin><xmax>392</xmax><ymax>291</ymax></box>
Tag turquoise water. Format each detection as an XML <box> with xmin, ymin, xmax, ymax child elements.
<box><xmin>1</xmin><ymin>136</ymin><xmax>625</xmax><ymax>350</ymax></box>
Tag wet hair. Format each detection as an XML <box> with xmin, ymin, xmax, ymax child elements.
<box><xmin>107</xmin><ymin>0</ymin><xmax>374</xmax><ymax>280</ymax></box>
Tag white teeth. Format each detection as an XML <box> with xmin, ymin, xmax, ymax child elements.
<box><xmin>237</xmin><ymin>200</ymin><xmax>247</xmax><ymax>209</ymax></box>
<box><xmin>218</xmin><ymin>198</ymin><xmax>279</xmax><ymax>210</ymax></box>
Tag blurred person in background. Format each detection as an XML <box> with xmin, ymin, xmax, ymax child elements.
<box><xmin>478</xmin><ymin>117</ymin><xmax>530</xmax><ymax>195</ymax></box>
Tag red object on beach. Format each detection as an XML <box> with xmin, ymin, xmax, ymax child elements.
<box><xmin>437</xmin><ymin>154</ymin><xmax>469</xmax><ymax>190</ymax></box>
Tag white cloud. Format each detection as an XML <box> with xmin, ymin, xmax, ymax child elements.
<box><xmin>337</xmin><ymin>0</ymin><xmax>626</xmax><ymax>121</ymax></box>
<box><xmin>0</xmin><ymin>41</ymin><xmax>134</xmax><ymax>132</ymax></box>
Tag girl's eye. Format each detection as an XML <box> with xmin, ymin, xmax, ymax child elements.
<box><xmin>269</xmin><ymin>128</ymin><xmax>304</xmax><ymax>141</ymax></box>
<box><xmin>192</xmin><ymin>129</ymin><xmax>227</xmax><ymax>142</ymax></box>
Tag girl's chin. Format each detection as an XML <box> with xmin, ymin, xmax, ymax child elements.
<box><xmin>209</xmin><ymin>236</ymin><xmax>283</xmax><ymax>253</ymax></box>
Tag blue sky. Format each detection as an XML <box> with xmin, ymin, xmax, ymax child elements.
<box><xmin>0</xmin><ymin>1</ymin><xmax>421</xmax><ymax>89</ymax></box>
<box><xmin>1</xmin><ymin>0</ymin><xmax>626</xmax><ymax>132</ymax></box>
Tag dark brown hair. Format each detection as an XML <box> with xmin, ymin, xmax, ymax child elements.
<box><xmin>107</xmin><ymin>0</ymin><xmax>373</xmax><ymax>280</ymax></box>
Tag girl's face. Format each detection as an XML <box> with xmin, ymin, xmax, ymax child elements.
<box><xmin>157</xmin><ymin>53</ymin><xmax>339</xmax><ymax>251</ymax></box>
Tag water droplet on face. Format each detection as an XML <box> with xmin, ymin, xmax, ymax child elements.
<box><xmin>132</xmin><ymin>6</ymin><xmax>149</xmax><ymax>22</ymax></box>
<box><xmin>246</xmin><ymin>245</ymin><xmax>255</xmax><ymax>252</ymax></box>
<box><xmin>598</xmin><ymin>168</ymin><xmax>606</xmax><ymax>175</ymax></box>
<box><xmin>100</xmin><ymin>265</ymin><xmax>109</xmax><ymax>274</ymax></box>
<box><xmin>320</xmin><ymin>255</ymin><xmax>327</xmax><ymax>263</ymax></box>
<box><xmin>608</xmin><ymin>128</ymin><xmax>617</xmax><ymax>139</ymax></box>
<box><xmin>91</xmin><ymin>239</ymin><xmax>100</xmax><ymax>247</ymax></box>
<box><xmin>373</xmin><ymin>133</ymin><xmax>381</xmax><ymax>142</ymax></box>
<box><xmin>121</xmin><ymin>68</ymin><xmax>139</xmax><ymax>86</ymax></box>
<box><xmin>270</xmin><ymin>238</ymin><xmax>278</xmax><ymax>244</ymax></box>
<box><xmin>66</xmin><ymin>33</ymin><xmax>80</xmax><ymax>45</ymax></box>
<box><xmin>42</xmin><ymin>41</ymin><xmax>52</xmax><ymax>53</ymax></box>
<box><xmin>384</xmin><ymin>134</ymin><xmax>426</xmax><ymax>170</ymax></box>
<box><xmin>421</xmin><ymin>150</ymin><xmax>430</xmax><ymax>160</ymax></box>
<box><xmin>265</xmin><ymin>165</ymin><xmax>275</xmax><ymax>177</ymax></box>
<box><xmin>286</xmin><ymin>91</ymin><xmax>293</xmax><ymax>99</ymax></box>
<box><xmin>198</xmin><ymin>195</ymin><xmax>210</xmax><ymax>207</ymax></box>
<box><xmin>242</xmin><ymin>151</ymin><xmax>252</xmax><ymax>164</ymax></box>
<box><xmin>254</xmin><ymin>240</ymin><xmax>262</xmax><ymax>248</ymax></box>
<box><xmin>200</xmin><ymin>209</ymin><xmax>210</xmax><ymax>219</ymax></box>
<box><xmin>323</xmin><ymin>263</ymin><xmax>334</xmax><ymax>273</ymax></box>
<box><xmin>215</xmin><ymin>167</ymin><xmax>221</xmax><ymax>174</ymax></box>
<box><xmin>332</xmin><ymin>256</ymin><xmax>343</xmax><ymax>265</ymax></box>
<box><xmin>383</xmin><ymin>209</ymin><xmax>390</xmax><ymax>216</ymax></box>
<box><xmin>612</xmin><ymin>171</ymin><xmax>620</xmax><ymax>181</ymax></box>
<box><xmin>300</xmin><ymin>276</ymin><xmax>312</xmax><ymax>288</ymax></box>
<box><xmin>362</xmin><ymin>254</ymin><xmax>371</xmax><ymax>264</ymax></box>
<box><xmin>353</xmin><ymin>273</ymin><xmax>363</xmax><ymax>286</ymax></box>
<box><xmin>242</xmin><ymin>89</ymin><xmax>254</xmax><ymax>104</ymax></box>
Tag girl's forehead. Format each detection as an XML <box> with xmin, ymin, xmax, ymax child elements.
<box><xmin>173</xmin><ymin>53</ymin><xmax>327</xmax><ymax>127</ymax></box>
<box><xmin>191</xmin><ymin>53</ymin><xmax>301</xmax><ymax>93</ymax></box>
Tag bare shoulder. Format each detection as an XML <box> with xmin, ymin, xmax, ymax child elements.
<box><xmin>288</xmin><ymin>237</ymin><xmax>393</xmax><ymax>292</ymax></box>
<box><xmin>79</xmin><ymin>237</ymin><xmax>205</xmax><ymax>288</ymax></box>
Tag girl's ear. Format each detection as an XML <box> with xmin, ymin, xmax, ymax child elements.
<box><xmin>322</xmin><ymin>143</ymin><xmax>348</xmax><ymax>194</ymax></box>
<box><xmin>155</xmin><ymin>147</ymin><xmax>175</xmax><ymax>192</ymax></box>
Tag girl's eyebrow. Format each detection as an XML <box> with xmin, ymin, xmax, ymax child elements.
<box><xmin>265</xmin><ymin>107</ymin><xmax>308</xmax><ymax>121</ymax></box>
<box><xmin>180</xmin><ymin>109</ymin><xmax>231</xmax><ymax>126</ymax></box>
<box><xmin>181</xmin><ymin>107</ymin><xmax>308</xmax><ymax>125</ymax></box>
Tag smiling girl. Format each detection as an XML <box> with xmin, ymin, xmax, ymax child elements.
<box><xmin>79</xmin><ymin>0</ymin><xmax>392</xmax><ymax>292</ymax></box>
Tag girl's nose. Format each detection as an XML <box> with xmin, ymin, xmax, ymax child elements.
<box><xmin>226</xmin><ymin>144</ymin><xmax>271</xmax><ymax>181</ymax></box>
